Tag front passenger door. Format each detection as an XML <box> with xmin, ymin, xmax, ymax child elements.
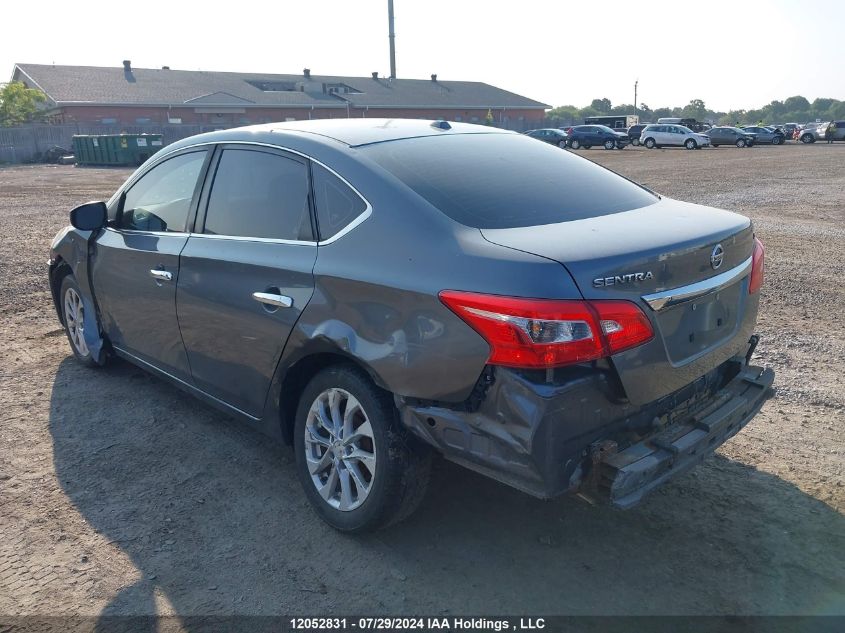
<box><xmin>176</xmin><ymin>145</ymin><xmax>318</xmax><ymax>417</ymax></box>
<box><xmin>92</xmin><ymin>149</ymin><xmax>209</xmax><ymax>380</ymax></box>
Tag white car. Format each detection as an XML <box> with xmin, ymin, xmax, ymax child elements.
<box><xmin>639</xmin><ymin>124</ymin><xmax>711</xmax><ymax>149</ymax></box>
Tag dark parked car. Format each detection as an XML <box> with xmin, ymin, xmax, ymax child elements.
<box><xmin>741</xmin><ymin>126</ymin><xmax>786</xmax><ymax>144</ymax></box>
<box><xmin>49</xmin><ymin>119</ymin><xmax>772</xmax><ymax>532</ymax></box>
<box><xmin>625</xmin><ymin>123</ymin><xmax>650</xmax><ymax>146</ymax></box>
<box><xmin>567</xmin><ymin>125</ymin><xmax>629</xmax><ymax>149</ymax></box>
<box><xmin>524</xmin><ymin>128</ymin><xmax>569</xmax><ymax>148</ymax></box>
<box><xmin>706</xmin><ymin>126</ymin><xmax>757</xmax><ymax>147</ymax></box>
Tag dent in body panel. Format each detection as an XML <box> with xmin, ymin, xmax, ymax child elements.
<box><xmin>49</xmin><ymin>228</ymin><xmax>107</xmax><ymax>363</ymax></box>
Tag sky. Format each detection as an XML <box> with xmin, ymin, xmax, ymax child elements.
<box><xmin>3</xmin><ymin>0</ymin><xmax>843</xmax><ymax>112</ymax></box>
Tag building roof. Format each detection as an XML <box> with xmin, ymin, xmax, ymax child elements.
<box><xmin>12</xmin><ymin>63</ymin><xmax>549</xmax><ymax>110</ymax></box>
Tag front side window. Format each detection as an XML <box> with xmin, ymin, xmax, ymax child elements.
<box><xmin>312</xmin><ymin>163</ymin><xmax>367</xmax><ymax>240</ymax></box>
<box><xmin>118</xmin><ymin>150</ymin><xmax>207</xmax><ymax>232</ymax></box>
<box><xmin>203</xmin><ymin>148</ymin><xmax>311</xmax><ymax>241</ymax></box>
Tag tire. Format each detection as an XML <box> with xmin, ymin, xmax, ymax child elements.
<box><xmin>685</xmin><ymin>138</ymin><xmax>697</xmax><ymax>150</ymax></box>
<box><xmin>294</xmin><ymin>364</ymin><xmax>431</xmax><ymax>532</ymax></box>
<box><xmin>644</xmin><ymin>138</ymin><xmax>656</xmax><ymax>149</ymax></box>
<box><xmin>60</xmin><ymin>274</ymin><xmax>99</xmax><ymax>367</ymax></box>
<box><xmin>631</xmin><ymin>138</ymin><xmax>640</xmax><ymax>146</ymax></box>
<box><xmin>569</xmin><ymin>139</ymin><xmax>581</xmax><ymax>150</ymax></box>
<box><xmin>603</xmin><ymin>139</ymin><xmax>615</xmax><ymax>150</ymax></box>
<box><xmin>736</xmin><ymin>138</ymin><xmax>747</xmax><ymax>148</ymax></box>
<box><xmin>801</xmin><ymin>134</ymin><xmax>814</xmax><ymax>144</ymax></box>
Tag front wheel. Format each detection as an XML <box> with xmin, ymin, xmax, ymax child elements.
<box><xmin>644</xmin><ymin>138</ymin><xmax>656</xmax><ymax>149</ymax></box>
<box><xmin>685</xmin><ymin>139</ymin><xmax>697</xmax><ymax>150</ymax></box>
<box><xmin>294</xmin><ymin>365</ymin><xmax>431</xmax><ymax>532</ymax></box>
<box><xmin>569</xmin><ymin>139</ymin><xmax>581</xmax><ymax>149</ymax></box>
<box><xmin>603</xmin><ymin>139</ymin><xmax>615</xmax><ymax>150</ymax></box>
<box><xmin>60</xmin><ymin>274</ymin><xmax>99</xmax><ymax>367</ymax></box>
<box><xmin>736</xmin><ymin>138</ymin><xmax>747</xmax><ymax>148</ymax></box>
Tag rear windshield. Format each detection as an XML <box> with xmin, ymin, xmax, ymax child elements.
<box><xmin>361</xmin><ymin>133</ymin><xmax>658</xmax><ymax>229</ymax></box>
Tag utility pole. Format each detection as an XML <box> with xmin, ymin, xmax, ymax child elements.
<box><xmin>388</xmin><ymin>0</ymin><xmax>397</xmax><ymax>79</ymax></box>
<box><xmin>634</xmin><ymin>79</ymin><xmax>638</xmax><ymax>113</ymax></box>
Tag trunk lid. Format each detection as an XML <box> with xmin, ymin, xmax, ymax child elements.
<box><xmin>481</xmin><ymin>197</ymin><xmax>758</xmax><ymax>405</ymax></box>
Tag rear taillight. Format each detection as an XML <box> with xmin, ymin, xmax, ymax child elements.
<box><xmin>439</xmin><ymin>291</ymin><xmax>654</xmax><ymax>369</ymax></box>
<box><xmin>749</xmin><ymin>237</ymin><xmax>765</xmax><ymax>294</ymax></box>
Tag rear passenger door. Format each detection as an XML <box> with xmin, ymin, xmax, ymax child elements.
<box><xmin>176</xmin><ymin>145</ymin><xmax>318</xmax><ymax>417</ymax></box>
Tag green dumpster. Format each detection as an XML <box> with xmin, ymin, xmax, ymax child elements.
<box><xmin>72</xmin><ymin>134</ymin><xmax>164</xmax><ymax>166</ymax></box>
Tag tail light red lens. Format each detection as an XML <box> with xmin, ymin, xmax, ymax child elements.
<box><xmin>439</xmin><ymin>291</ymin><xmax>654</xmax><ymax>369</ymax></box>
<box><xmin>749</xmin><ymin>237</ymin><xmax>765</xmax><ymax>294</ymax></box>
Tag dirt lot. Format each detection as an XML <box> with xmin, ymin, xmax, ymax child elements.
<box><xmin>0</xmin><ymin>144</ymin><xmax>843</xmax><ymax>621</ymax></box>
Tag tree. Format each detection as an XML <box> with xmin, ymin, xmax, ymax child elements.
<box><xmin>784</xmin><ymin>95</ymin><xmax>810</xmax><ymax>112</ymax></box>
<box><xmin>590</xmin><ymin>98</ymin><xmax>612</xmax><ymax>113</ymax></box>
<box><xmin>546</xmin><ymin>105</ymin><xmax>579</xmax><ymax>126</ymax></box>
<box><xmin>681</xmin><ymin>98</ymin><xmax>707</xmax><ymax>121</ymax></box>
<box><xmin>0</xmin><ymin>82</ymin><xmax>47</xmax><ymax>127</ymax></box>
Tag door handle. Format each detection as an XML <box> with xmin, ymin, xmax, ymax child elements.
<box><xmin>252</xmin><ymin>292</ymin><xmax>293</xmax><ymax>309</ymax></box>
<box><xmin>149</xmin><ymin>269</ymin><xmax>173</xmax><ymax>282</ymax></box>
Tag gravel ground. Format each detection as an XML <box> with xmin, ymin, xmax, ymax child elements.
<box><xmin>0</xmin><ymin>144</ymin><xmax>843</xmax><ymax>622</ymax></box>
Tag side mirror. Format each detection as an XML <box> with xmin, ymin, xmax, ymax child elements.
<box><xmin>69</xmin><ymin>201</ymin><xmax>107</xmax><ymax>231</ymax></box>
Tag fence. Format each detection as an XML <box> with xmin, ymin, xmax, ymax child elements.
<box><xmin>0</xmin><ymin>117</ymin><xmax>566</xmax><ymax>164</ymax></box>
<box><xmin>0</xmin><ymin>124</ymin><xmax>223</xmax><ymax>164</ymax></box>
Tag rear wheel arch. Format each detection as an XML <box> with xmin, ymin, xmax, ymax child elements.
<box><xmin>277</xmin><ymin>350</ymin><xmax>387</xmax><ymax>444</ymax></box>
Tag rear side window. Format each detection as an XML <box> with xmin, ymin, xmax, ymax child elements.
<box><xmin>311</xmin><ymin>163</ymin><xmax>367</xmax><ymax>240</ymax></box>
<box><xmin>203</xmin><ymin>149</ymin><xmax>311</xmax><ymax>241</ymax></box>
<box><xmin>362</xmin><ymin>133</ymin><xmax>657</xmax><ymax>229</ymax></box>
<box><xmin>119</xmin><ymin>151</ymin><xmax>207</xmax><ymax>232</ymax></box>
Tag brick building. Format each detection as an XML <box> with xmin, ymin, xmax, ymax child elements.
<box><xmin>11</xmin><ymin>62</ymin><xmax>548</xmax><ymax>130</ymax></box>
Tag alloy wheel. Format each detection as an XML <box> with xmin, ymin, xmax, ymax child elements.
<box><xmin>64</xmin><ymin>287</ymin><xmax>89</xmax><ymax>356</ymax></box>
<box><xmin>304</xmin><ymin>388</ymin><xmax>376</xmax><ymax>512</ymax></box>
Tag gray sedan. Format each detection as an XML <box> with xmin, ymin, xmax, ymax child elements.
<box><xmin>741</xmin><ymin>126</ymin><xmax>786</xmax><ymax>145</ymax></box>
<box><xmin>706</xmin><ymin>127</ymin><xmax>757</xmax><ymax>147</ymax></box>
<box><xmin>49</xmin><ymin>119</ymin><xmax>771</xmax><ymax>531</ymax></box>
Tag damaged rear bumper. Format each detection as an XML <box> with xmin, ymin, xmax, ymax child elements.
<box><xmin>587</xmin><ymin>364</ymin><xmax>774</xmax><ymax>508</ymax></box>
<box><xmin>398</xmin><ymin>353</ymin><xmax>774</xmax><ymax>507</ymax></box>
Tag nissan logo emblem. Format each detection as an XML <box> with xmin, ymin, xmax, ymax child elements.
<box><xmin>710</xmin><ymin>244</ymin><xmax>724</xmax><ymax>270</ymax></box>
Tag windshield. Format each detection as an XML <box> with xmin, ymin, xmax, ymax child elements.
<box><xmin>362</xmin><ymin>133</ymin><xmax>658</xmax><ymax>229</ymax></box>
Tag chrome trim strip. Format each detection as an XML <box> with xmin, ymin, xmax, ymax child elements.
<box><xmin>122</xmin><ymin>140</ymin><xmax>373</xmax><ymax>245</ymax></box>
<box><xmin>105</xmin><ymin>227</ymin><xmax>190</xmax><ymax>238</ymax></box>
<box><xmin>188</xmin><ymin>233</ymin><xmax>317</xmax><ymax>246</ymax></box>
<box><xmin>112</xmin><ymin>346</ymin><xmax>260</xmax><ymax>421</ymax></box>
<box><xmin>641</xmin><ymin>256</ymin><xmax>752</xmax><ymax>312</ymax></box>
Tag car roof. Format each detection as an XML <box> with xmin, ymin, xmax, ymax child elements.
<box><xmin>161</xmin><ymin>118</ymin><xmax>515</xmax><ymax>156</ymax></box>
<box><xmin>248</xmin><ymin>118</ymin><xmax>511</xmax><ymax>147</ymax></box>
